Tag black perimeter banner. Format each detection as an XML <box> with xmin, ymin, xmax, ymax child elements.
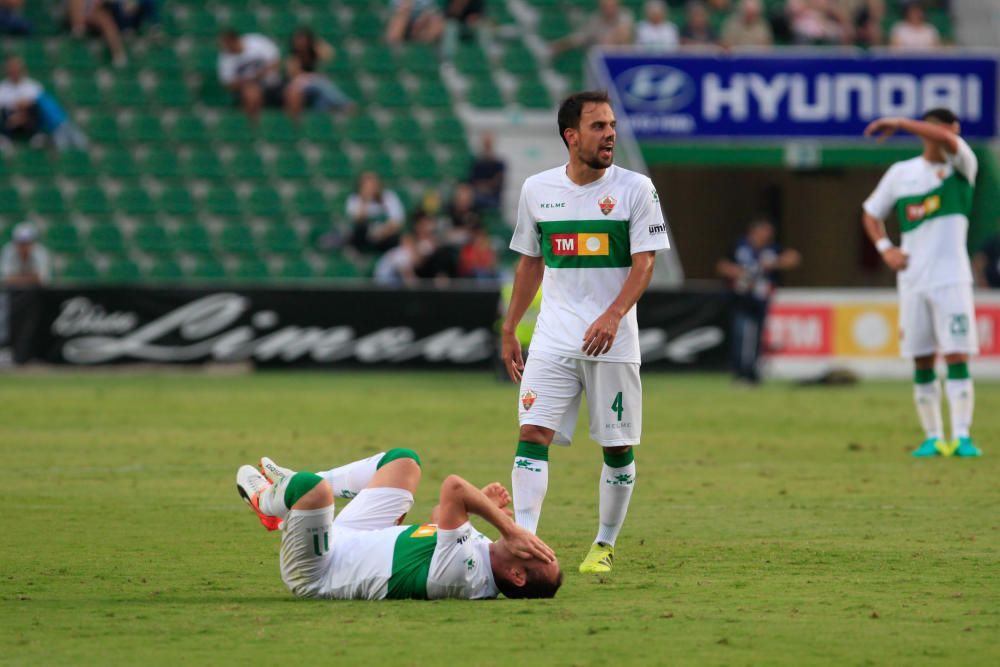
<box><xmin>7</xmin><ymin>286</ymin><xmax>732</xmax><ymax>370</ymax></box>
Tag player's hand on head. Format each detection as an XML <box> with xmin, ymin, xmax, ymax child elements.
<box><xmin>582</xmin><ymin>311</ymin><xmax>621</xmax><ymax>357</ymax></box>
<box><xmin>506</xmin><ymin>527</ymin><xmax>556</xmax><ymax>563</ymax></box>
<box><xmin>500</xmin><ymin>330</ymin><xmax>524</xmax><ymax>382</ymax></box>
<box><xmin>881</xmin><ymin>247</ymin><xmax>909</xmax><ymax>271</ymax></box>
<box><xmin>864</xmin><ymin>118</ymin><xmax>902</xmax><ymax>143</ymax></box>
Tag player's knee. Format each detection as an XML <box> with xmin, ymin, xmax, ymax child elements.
<box><xmin>290</xmin><ymin>475</ymin><xmax>334</xmax><ymax>510</ymax></box>
<box><xmin>604</xmin><ymin>445</ymin><xmax>631</xmax><ymax>455</ymax></box>
<box><xmin>519</xmin><ymin>424</ymin><xmax>554</xmax><ymax>445</ymax></box>
<box><xmin>377</xmin><ymin>447</ymin><xmax>422</xmax><ymax>470</ymax></box>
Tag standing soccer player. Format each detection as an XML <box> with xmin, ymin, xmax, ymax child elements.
<box><xmin>501</xmin><ymin>91</ymin><xmax>671</xmax><ymax>573</ymax></box>
<box><xmin>862</xmin><ymin>108</ymin><xmax>982</xmax><ymax>458</ymax></box>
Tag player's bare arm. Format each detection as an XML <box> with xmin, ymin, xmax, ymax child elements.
<box><xmin>435</xmin><ymin>474</ymin><xmax>555</xmax><ymax>563</ymax></box>
<box><xmin>716</xmin><ymin>258</ymin><xmax>745</xmax><ymax>281</ymax></box>
<box><xmin>862</xmin><ymin>211</ymin><xmax>908</xmax><ymax>271</ymax></box>
<box><xmin>501</xmin><ymin>255</ymin><xmax>544</xmax><ymax>382</ymax></box>
<box><xmin>432</xmin><ymin>481</ymin><xmax>513</xmax><ymax>523</ymax></box>
<box><xmin>581</xmin><ymin>251</ymin><xmax>656</xmax><ymax>357</ymax></box>
<box><xmin>864</xmin><ymin>117</ymin><xmax>960</xmax><ymax>153</ymax></box>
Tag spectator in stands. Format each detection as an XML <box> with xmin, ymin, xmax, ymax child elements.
<box><xmin>374</xmin><ymin>209</ymin><xmax>458</xmax><ymax>286</ymax></box>
<box><xmin>0</xmin><ymin>0</ymin><xmax>32</xmax><ymax>35</ymax></box>
<box><xmin>386</xmin><ymin>0</ymin><xmax>446</xmax><ymax>45</ymax></box>
<box><xmin>717</xmin><ymin>218</ymin><xmax>801</xmax><ymax>385</ymax></box>
<box><xmin>721</xmin><ymin>0</ymin><xmax>773</xmax><ymax>48</ymax></box>
<box><xmin>446</xmin><ymin>182</ymin><xmax>483</xmax><ymax>246</ymax></box>
<box><xmin>285</xmin><ymin>27</ymin><xmax>354</xmax><ymax>119</ymax></box>
<box><xmin>973</xmin><ymin>227</ymin><xmax>1000</xmax><ymax>289</ymax></box>
<box><xmin>786</xmin><ymin>0</ymin><xmax>853</xmax><ymax>45</ymax></box>
<box><xmin>66</xmin><ymin>0</ymin><xmax>128</xmax><ymax>67</ymax></box>
<box><xmin>102</xmin><ymin>0</ymin><xmax>160</xmax><ymax>36</ymax></box>
<box><xmin>445</xmin><ymin>0</ymin><xmax>484</xmax><ymax>36</ymax></box>
<box><xmin>1</xmin><ymin>222</ymin><xmax>51</xmax><ymax>286</ymax></box>
<box><xmin>550</xmin><ymin>0</ymin><xmax>634</xmax><ymax>55</ymax></box>
<box><xmin>680</xmin><ymin>1</ymin><xmax>718</xmax><ymax>46</ymax></box>
<box><xmin>218</xmin><ymin>29</ymin><xmax>286</xmax><ymax>122</ymax></box>
<box><xmin>890</xmin><ymin>1</ymin><xmax>940</xmax><ymax>50</ymax></box>
<box><xmin>0</xmin><ymin>55</ymin><xmax>42</xmax><ymax>148</ymax></box>
<box><xmin>458</xmin><ymin>224</ymin><xmax>498</xmax><ymax>282</ymax></box>
<box><xmin>851</xmin><ymin>0</ymin><xmax>885</xmax><ymax>47</ymax></box>
<box><xmin>345</xmin><ymin>172</ymin><xmax>406</xmax><ymax>255</ymax></box>
<box><xmin>468</xmin><ymin>133</ymin><xmax>505</xmax><ymax>210</ymax></box>
<box><xmin>37</xmin><ymin>91</ymin><xmax>89</xmax><ymax>151</ymax></box>
<box><xmin>636</xmin><ymin>0</ymin><xmax>680</xmax><ymax>51</ymax></box>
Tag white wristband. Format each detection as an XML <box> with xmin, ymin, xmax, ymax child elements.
<box><xmin>875</xmin><ymin>238</ymin><xmax>893</xmax><ymax>253</ymax></box>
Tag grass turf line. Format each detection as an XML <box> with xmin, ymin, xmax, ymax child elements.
<box><xmin>1</xmin><ymin>372</ymin><xmax>997</xmax><ymax>666</ymax></box>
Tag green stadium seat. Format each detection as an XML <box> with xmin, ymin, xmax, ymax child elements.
<box><xmin>301</xmin><ymin>114</ymin><xmax>338</xmax><ymax>144</ymax></box>
<box><xmin>385</xmin><ymin>115</ymin><xmax>425</xmax><ymax>146</ymax></box>
<box><xmin>15</xmin><ymin>151</ymin><xmax>53</xmax><ymax>178</ymax></box>
<box><xmin>54</xmin><ymin>151</ymin><xmax>94</xmax><ymax>178</ymax></box>
<box><xmin>133</xmin><ymin>223</ymin><xmax>173</xmax><ymax>255</ymax></box>
<box><xmin>104</xmin><ymin>256</ymin><xmax>142</xmax><ymax>282</ymax></box>
<box><xmin>316</xmin><ymin>153</ymin><xmax>355</xmax><ymax>181</ymax></box>
<box><xmin>88</xmin><ymin>224</ymin><xmax>126</xmax><ymax>253</ymax></box>
<box><xmin>400</xmin><ymin>152</ymin><xmax>440</xmax><ymax>181</ymax></box>
<box><xmin>273</xmin><ymin>153</ymin><xmax>310</xmax><ymax>180</ymax></box>
<box><xmin>466</xmin><ymin>80</ymin><xmax>504</xmax><ymax>109</ymax></box>
<box><xmin>373</xmin><ymin>79</ymin><xmax>411</xmax><ymax>109</ymax></box>
<box><xmin>30</xmin><ymin>186</ymin><xmax>67</xmax><ymax>216</ymax></box>
<box><xmin>109</xmin><ymin>78</ymin><xmax>148</xmax><ymax>108</ymax></box>
<box><xmin>203</xmin><ymin>188</ymin><xmax>243</xmax><ymax>217</ymax></box>
<box><xmin>45</xmin><ymin>224</ymin><xmax>83</xmax><ymax>253</ymax></box>
<box><xmin>413</xmin><ymin>81</ymin><xmax>451</xmax><ymax>108</ymax></box>
<box><xmin>183</xmin><ymin>150</ymin><xmax>225</xmax><ymax>180</ymax></box>
<box><xmin>73</xmin><ymin>186</ymin><xmax>113</xmax><ymax>217</ymax></box>
<box><xmin>517</xmin><ymin>82</ymin><xmax>552</xmax><ymax>109</ymax></box>
<box><xmin>173</xmin><ymin>223</ymin><xmax>213</xmax><ymax>254</ymax></box>
<box><xmin>152</xmin><ymin>80</ymin><xmax>191</xmax><ymax>108</ymax></box>
<box><xmin>261</xmin><ymin>224</ymin><xmax>301</xmax><ymax>254</ymax></box>
<box><xmin>340</xmin><ymin>115</ymin><xmax>381</xmax><ymax>146</ymax></box>
<box><xmin>260</xmin><ymin>8</ymin><xmax>299</xmax><ymax>40</ymax></box>
<box><xmin>122</xmin><ymin>114</ymin><xmax>164</xmax><ymax>143</ymax></box>
<box><xmin>213</xmin><ymin>111</ymin><xmax>254</xmax><ymax>144</ymax></box>
<box><xmin>85</xmin><ymin>114</ymin><xmax>120</xmax><ymax>144</ymax></box>
<box><xmin>358</xmin><ymin>150</ymin><xmax>397</xmax><ymax>181</ymax></box>
<box><xmin>190</xmin><ymin>255</ymin><xmax>226</xmax><ymax>280</ymax></box>
<box><xmin>245</xmin><ymin>188</ymin><xmax>284</xmax><ymax>218</ymax></box>
<box><xmin>148</xmin><ymin>256</ymin><xmax>183</xmax><ymax>281</ymax></box>
<box><xmin>538</xmin><ymin>11</ymin><xmax>572</xmax><ymax>40</ymax></box>
<box><xmin>56</xmin><ymin>41</ymin><xmax>97</xmax><ymax>71</ymax></box>
<box><xmin>184</xmin><ymin>43</ymin><xmax>219</xmax><ymax>76</ymax></box>
<box><xmin>0</xmin><ymin>186</ymin><xmax>23</xmax><ymax>216</ymax></box>
<box><xmin>351</xmin><ymin>13</ymin><xmax>382</xmax><ymax>40</ymax></box>
<box><xmin>442</xmin><ymin>151</ymin><xmax>472</xmax><ymax>180</ymax></box>
<box><xmin>158</xmin><ymin>187</ymin><xmax>197</xmax><ymax>217</ymax></box>
<box><xmin>169</xmin><ymin>114</ymin><xmax>208</xmax><ymax>144</ymax></box>
<box><xmin>430</xmin><ymin>115</ymin><xmax>467</xmax><ymax>146</ymax></box>
<box><xmin>397</xmin><ymin>45</ymin><xmax>439</xmax><ymax>74</ymax></box>
<box><xmin>141</xmin><ymin>149</ymin><xmax>181</xmax><ymax>179</ymax></box>
<box><xmin>225</xmin><ymin>149</ymin><xmax>268</xmax><ymax>180</ymax></box>
<box><xmin>115</xmin><ymin>187</ymin><xmax>157</xmax><ymax>216</ymax></box>
<box><xmin>62</xmin><ymin>256</ymin><xmax>99</xmax><ymax>281</ymax></box>
<box><xmin>258</xmin><ymin>113</ymin><xmax>299</xmax><ymax>144</ymax></box>
<box><xmin>359</xmin><ymin>48</ymin><xmax>399</xmax><ymax>77</ymax></box>
<box><xmin>64</xmin><ymin>77</ymin><xmax>104</xmax><ymax>107</ymax></box>
<box><xmin>279</xmin><ymin>257</ymin><xmax>315</xmax><ymax>279</ymax></box>
<box><xmin>217</xmin><ymin>225</ymin><xmax>256</xmax><ymax>256</ymax></box>
<box><xmin>228</xmin><ymin>11</ymin><xmax>259</xmax><ymax>35</ymax></box>
<box><xmin>99</xmin><ymin>148</ymin><xmax>138</xmax><ymax>179</ymax></box>
<box><xmin>175</xmin><ymin>7</ymin><xmax>218</xmax><ymax>37</ymax></box>
<box><xmin>502</xmin><ymin>43</ymin><xmax>537</xmax><ymax>74</ymax></box>
<box><xmin>144</xmin><ymin>48</ymin><xmax>183</xmax><ymax>74</ymax></box>
<box><xmin>455</xmin><ymin>44</ymin><xmax>490</xmax><ymax>77</ymax></box>
<box><xmin>321</xmin><ymin>256</ymin><xmax>360</xmax><ymax>278</ymax></box>
<box><xmin>292</xmin><ymin>187</ymin><xmax>331</xmax><ymax>218</ymax></box>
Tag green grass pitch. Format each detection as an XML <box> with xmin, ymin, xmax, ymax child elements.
<box><xmin>1</xmin><ymin>372</ymin><xmax>997</xmax><ymax>666</ymax></box>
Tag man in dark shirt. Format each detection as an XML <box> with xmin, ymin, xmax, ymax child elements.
<box><xmin>468</xmin><ymin>133</ymin><xmax>505</xmax><ymax>210</ymax></box>
<box><xmin>973</xmin><ymin>231</ymin><xmax>1000</xmax><ymax>288</ymax></box>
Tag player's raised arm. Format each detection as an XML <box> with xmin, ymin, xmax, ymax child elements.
<box><xmin>433</xmin><ymin>474</ymin><xmax>555</xmax><ymax>563</ymax></box>
<box><xmin>864</xmin><ymin>117</ymin><xmax>960</xmax><ymax>154</ymax></box>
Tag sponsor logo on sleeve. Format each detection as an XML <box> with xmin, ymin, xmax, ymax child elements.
<box><xmin>648</xmin><ymin>223</ymin><xmax>666</xmax><ymax>235</ymax></box>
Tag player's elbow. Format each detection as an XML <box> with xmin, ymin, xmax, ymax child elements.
<box><xmin>441</xmin><ymin>474</ymin><xmax>466</xmax><ymax>495</ymax></box>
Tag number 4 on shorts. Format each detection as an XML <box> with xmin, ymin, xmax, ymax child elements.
<box><xmin>611</xmin><ymin>391</ymin><xmax>624</xmax><ymax>421</ymax></box>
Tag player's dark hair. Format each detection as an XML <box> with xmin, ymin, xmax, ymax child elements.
<box><xmin>496</xmin><ymin>566</ymin><xmax>564</xmax><ymax>599</ymax></box>
<box><xmin>558</xmin><ymin>91</ymin><xmax>612</xmax><ymax>147</ymax></box>
<box><xmin>219</xmin><ymin>28</ymin><xmax>239</xmax><ymax>41</ymax></box>
<box><xmin>923</xmin><ymin>108</ymin><xmax>959</xmax><ymax>125</ymax></box>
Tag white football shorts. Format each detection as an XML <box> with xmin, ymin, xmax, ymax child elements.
<box><xmin>518</xmin><ymin>350</ymin><xmax>641</xmax><ymax>447</ymax></box>
<box><xmin>898</xmin><ymin>283</ymin><xmax>979</xmax><ymax>358</ymax></box>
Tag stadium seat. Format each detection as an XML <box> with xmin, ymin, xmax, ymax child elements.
<box><xmin>316</xmin><ymin>153</ymin><xmax>355</xmax><ymax>181</ymax></box>
<box><xmin>183</xmin><ymin>150</ymin><xmax>226</xmax><ymax>181</ymax></box>
<box><xmin>148</xmin><ymin>257</ymin><xmax>184</xmax><ymax>281</ymax></box>
<box><xmin>115</xmin><ymin>187</ymin><xmax>157</xmax><ymax>216</ymax></box>
<box><xmin>466</xmin><ymin>80</ymin><xmax>505</xmax><ymax>109</ymax></box>
<box><xmin>232</xmin><ymin>256</ymin><xmax>271</xmax><ymax>281</ymax></box>
<box><xmin>29</xmin><ymin>186</ymin><xmax>67</xmax><ymax>216</ymax></box>
<box><xmin>203</xmin><ymin>188</ymin><xmax>243</xmax><ymax>217</ymax></box>
<box><xmin>133</xmin><ymin>223</ymin><xmax>173</xmax><ymax>255</ymax></box>
<box><xmin>99</xmin><ymin>148</ymin><xmax>139</xmax><ymax>179</ymax></box>
<box><xmin>169</xmin><ymin>114</ymin><xmax>209</xmax><ymax>144</ymax></box>
<box><xmin>517</xmin><ymin>82</ymin><xmax>552</xmax><ymax>109</ymax></box>
<box><xmin>413</xmin><ymin>81</ymin><xmax>452</xmax><ymax>109</ymax></box>
<box><xmin>212</xmin><ymin>112</ymin><xmax>254</xmax><ymax>144</ymax></box>
<box><xmin>144</xmin><ymin>48</ymin><xmax>183</xmax><ymax>74</ymax></box>
<box><xmin>104</xmin><ymin>256</ymin><xmax>142</xmax><ymax>282</ymax></box>
<box><xmin>351</xmin><ymin>13</ymin><xmax>382</xmax><ymax>40</ymax></box>
<box><xmin>385</xmin><ymin>115</ymin><xmax>424</xmax><ymax>146</ymax></box>
<box><xmin>54</xmin><ymin>151</ymin><xmax>94</xmax><ymax>178</ymax></box>
<box><xmin>292</xmin><ymin>187</ymin><xmax>331</xmax><ymax>218</ymax></box>
<box><xmin>340</xmin><ymin>115</ymin><xmax>381</xmax><ymax>146</ymax></box>
<box><xmin>189</xmin><ymin>255</ymin><xmax>226</xmax><ymax>280</ymax></box>
<box><xmin>45</xmin><ymin>224</ymin><xmax>83</xmax><ymax>253</ymax></box>
<box><xmin>122</xmin><ymin>114</ymin><xmax>164</xmax><ymax>143</ymax></box>
<box><xmin>62</xmin><ymin>256</ymin><xmax>99</xmax><ymax>281</ymax></box>
<box><xmin>15</xmin><ymin>151</ymin><xmax>53</xmax><ymax>178</ymax></box>
<box><xmin>151</xmin><ymin>79</ymin><xmax>192</xmax><ymax>108</ymax></box>
<box><xmin>225</xmin><ymin>149</ymin><xmax>268</xmax><ymax>181</ymax></box>
<box><xmin>358</xmin><ymin>150</ymin><xmax>398</xmax><ymax>181</ymax></box>
<box><xmin>245</xmin><ymin>188</ymin><xmax>285</xmax><ymax>218</ymax></box>
<box><xmin>279</xmin><ymin>257</ymin><xmax>315</xmax><ymax>279</ymax></box>
<box><xmin>0</xmin><ymin>186</ymin><xmax>23</xmax><ymax>216</ymax></box>
<box><xmin>301</xmin><ymin>114</ymin><xmax>338</xmax><ymax>144</ymax></box>
<box><xmin>173</xmin><ymin>223</ymin><xmax>213</xmax><ymax>254</ymax></box>
<box><xmin>258</xmin><ymin>113</ymin><xmax>299</xmax><ymax>144</ymax></box>
<box><xmin>85</xmin><ymin>114</ymin><xmax>120</xmax><ymax>144</ymax></box>
<box><xmin>321</xmin><ymin>256</ymin><xmax>360</xmax><ymax>278</ymax></box>
<box><xmin>430</xmin><ymin>115</ymin><xmax>468</xmax><ymax>147</ymax></box>
<box><xmin>273</xmin><ymin>153</ymin><xmax>310</xmax><ymax>180</ymax></box>
<box><xmin>158</xmin><ymin>187</ymin><xmax>197</xmax><ymax>217</ymax></box>
<box><xmin>175</xmin><ymin>7</ymin><xmax>218</xmax><ymax>37</ymax></box>
<box><xmin>397</xmin><ymin>45</ymin><xmax>438</xmax><ymax>75</ymax></box>
<box><xmin>261</xmin><ymin>224</ymin><xmax>301</xmax><ymax>254</ymax></box>
<box><xmin>88</xmin><ymin>224</ymin><xmax>126</xmax><ymax>253</ymax></box>
<box><xmin>400</xmin><ymin>152</ymin><xmax>440</xmax><ymax>181</ymax></box>
<box><xmin>141</xmin><ymin>149</ymin><xmax>181</xmax><ymax>179</ymax></box>
<box><xmin>109</xmin><ymin>78</ymin><xmax>149</xmax><ymax>108</ymax></box>
<box><xmin>73</xmin><ymin>186</ymin><xmax>113</xmax><ymax>217</ymax></box>
<box><xmin>373</xmin><ymin>79</ymin><xmax>411</xmax><ymax>109</ymax></box>
<box><xmin>218</xmin><ymin>224</ymin><xmax>257</xmax><ymax>255</ymax></box>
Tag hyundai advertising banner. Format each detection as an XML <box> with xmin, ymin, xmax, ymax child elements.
<box><xmin>599</xmin><ymin>52</ymin><xmax>998</xmax><ymax>139</ymax></box>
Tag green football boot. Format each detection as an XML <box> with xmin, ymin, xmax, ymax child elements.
<box><xmin>952</xmin><ymin>437</ymin><xmax>982</xmax><ymax>457</ymax></box>
<box><xmin>912</xmin><ymin>437</ymin><xmax>951</xmax><ymax>458</ymax></box>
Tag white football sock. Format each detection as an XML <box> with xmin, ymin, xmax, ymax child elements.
<box><xmin>595</xmin><ymin>461</ymin><xmax>636</xmax><ymax>546</ymax></box>
<box><xmin>512</xmin><ymin>456</ymin><xmax>548</xmax><ymax>534</ymax></box>
<box><xmin>913</xmin><ymin>381</ymin><xmax>944</xmax><ymax>440</ymax></box>
<box><xmin>945</xmin><ymin>378</ymin><xmax>974</xmax><ymax>440</ymax></box>
<box><xmin>318</xmin><ymin>453</ymin><xmax>385</xmax><ymax>500</ymax></box>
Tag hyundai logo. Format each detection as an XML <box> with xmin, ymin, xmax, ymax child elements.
<box><xmin>616</xmin><ymin>65</ymin><xmax>695</xmax><ymax>112</ymax></box>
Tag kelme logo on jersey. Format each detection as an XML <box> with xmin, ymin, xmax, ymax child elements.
<box><xmin>599</xmin><ymin>195</ymin><xmax>617</xmax><ymax>215</ymax></box>
<box><xmin>905</xmin><ymin>194</ymin><xmax>941</xmax><ymax>222</ymax></box>
<box><xmin>551</xmin><ymin>233</ymin><xmax>610</xmax><ymax>256</ymax></box>
<box><xmin>521</xmin><ymin>389</ymin><xmax>537</xmax><ymax>410</ymax></box>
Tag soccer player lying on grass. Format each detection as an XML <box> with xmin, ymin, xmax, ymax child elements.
<box><xmin>236</xmin><ymin>448</ymin><xmax>562</xmax><ymax>600</ymax></box>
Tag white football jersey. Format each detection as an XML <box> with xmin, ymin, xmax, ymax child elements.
<box><xmin>510</xmin><ymin>164</ymin><xmax>670</xmax><ymax>364</ymax></box>
<box><xmin>863</xmin><ymin>137</ymin><xmax>977</xmax><ymax>293</ymax></box>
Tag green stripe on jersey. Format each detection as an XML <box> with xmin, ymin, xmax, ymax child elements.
<box><xmin>895</xmin><ymin>172</ymin><xmax>974</xmax><ymax>234</ymax></box>
<box><xmin>540</xmin><ymin>219</ymin><xmax>632</xmax><ymax>269</ymax></box>
<box><xmin>386</xmin><ymin>525</ymin><xmax>438</xmax><ymax>599</ymax></box>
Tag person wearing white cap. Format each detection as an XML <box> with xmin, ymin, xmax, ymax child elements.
<box><xmin>1</xmin><ymin>222</ymin><xmax>51</xmax><ymax>286</ymax></box>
